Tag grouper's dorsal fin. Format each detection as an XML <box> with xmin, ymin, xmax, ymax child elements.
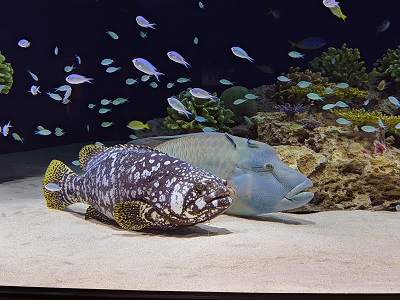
<box><xmin>79</xmin><ymin>144</ymin><xmax>107</xmax><ymax>172</ymax></box>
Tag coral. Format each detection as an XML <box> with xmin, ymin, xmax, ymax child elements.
<box><xmin>0</xmin><ymin>51</ymin><xmax>13</xmax><ymax>94</ymax></box>
<box><xmin>163</xmin><ymin>88</ymin><xmax>234</xmax><ymax>133</ymax></box>
<box><xmin>288</xmin><ymin>84</ymin><xmax>369</xmax><ymax>102</ymax></box>
<box><xmin>332</xmin><ymin>108</ymin><xmax>400</xmax><ymax>134</ymax></box>
<box><xmin>308</xmin><ymin>43</ymin><xmax>369</xmax><ymax>88</ymax></box>
<box><xmin>220</xmin><ymin>86</ymin><xmax>257</xmax><ymax>125</ymax></box>
<box><xmin>274</xmin><ymin>103</ymin><xmax>305</xmax><ymax>119</ymax></box>
<box><xmin>265</xmin><ymin>67</ymin><xmax>329</xmax><ymax>105</ymax></box>
<box><xmin>254</xmin><ymin>111</ymin><xmax>400</xmax><ymax>212</ymax></box>
<box><xmin>374</xmin><ymin>45</ymin><xmax>400</xmax><ymax>90</ymax></box>
<box><xmin>296</xmin><ymin>119</ymin><xmax>321</xmax><ymax>130</ymax></box>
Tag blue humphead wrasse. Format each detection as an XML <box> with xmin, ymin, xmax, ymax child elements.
<box><xmin>130</xmin><ymin>133</ymin><xmax>314</xmax><ymax>216</ymax></box>
<box><xmin>42</xmin><ymin>144</ymin><xmax>233</xmax><ymax>230</ymax></box>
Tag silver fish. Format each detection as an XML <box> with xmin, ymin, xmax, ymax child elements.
<box><xmin>130</xmin><ymin>133</ymin><xmax>314</xmax><ymax>216</ymax></box>
<box><xmin>42</xmin><ymin>144</ymin><xmax>233</xmax><ymax>231</ymax></box>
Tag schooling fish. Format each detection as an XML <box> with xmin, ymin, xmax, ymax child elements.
<box><xmin>42</xmin><ymin>144</ymin><xmax>233</xmax><ymax>230</ymax></box>
<box><xmin>130</xmin><ymin>133</ymin><xmax>314</xmax><ymax>216</ymax></box>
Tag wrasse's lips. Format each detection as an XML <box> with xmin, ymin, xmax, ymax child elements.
<box><xmin>284</xmin><ymin>179</ymin><xmax>313</xmax><ymax>201</ymax></box>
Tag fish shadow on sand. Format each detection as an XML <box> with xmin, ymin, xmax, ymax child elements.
<box><xmin>235</xmin><ymin>213</ymin><xmax>316</xmax><ymax>225</ymax></box>
<box><xmin>66</xmin><ymin>205</ymin><xmax>232</xmax><ymax>238</ymax></box>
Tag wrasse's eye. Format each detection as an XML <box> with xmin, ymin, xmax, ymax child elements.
<box><xmin>196</xmin><ymin>183</ymin><xmax>205</xmax><ymax>191</ymax></box>
<box><xmin>264</xmin><ymin>163</ymin><xmax>273</xmax><ymax>171</ymax></box>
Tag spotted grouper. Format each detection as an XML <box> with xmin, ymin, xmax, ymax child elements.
<box><xmin>130</xmin><ymin>132</ymin><xmax>314</xmax><ymax>216</ymax></box>
<box><xmin>42</xmin><ymin>144</ymin><xmax>233</xmax><ymax>231</ymax></box>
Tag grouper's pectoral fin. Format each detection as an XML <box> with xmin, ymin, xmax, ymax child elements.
<box><xmin>114</xmin><ymin>201</ymin><xmax>154</xmax><ymax>231</ymax></box>
<box><xmin>85</xmin><ymin>206</ymin><xmax>112</xmax><ymax>223</ymax></box>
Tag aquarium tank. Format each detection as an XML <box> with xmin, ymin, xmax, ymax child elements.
<box><xmin>0</xmin><ymin>0</ymin><xmax>400</xmax><ymax>298</ymax></box>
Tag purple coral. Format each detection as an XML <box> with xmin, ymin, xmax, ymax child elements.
<box><xmin>296</xmin><ymin>119</ymin><xmax>321</xmax><ymax>130</ymax></box>
<box><xmin>373</xmin><ymin>141</ymin><xmax>386</xmax><ymax>156</ymax></box>
<box><xmin>274</xmin><ymin>103</ymin><xmax>305</xmax><ymax>118</ymax></box>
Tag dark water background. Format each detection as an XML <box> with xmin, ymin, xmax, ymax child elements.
<box><xmin>1</xmin><ymin>0</ymin><xmax>399</xmax><ymax>153</ymax></box>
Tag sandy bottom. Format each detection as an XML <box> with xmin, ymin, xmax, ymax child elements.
<box><xmin>0</xmin><ymin>144</ymin><xmax>400</xmax><ymax>293</ymax></box>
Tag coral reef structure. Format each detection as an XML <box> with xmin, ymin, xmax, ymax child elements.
<box><xmin>308</xmin><ymin>43</ymin><xmax>369</xmax><ymax>88</ymax></box>
<box><xmin>163</xmin><ymin>88</ymin><xmax>234</xmax><ymax>133</ymax></box>
<box><xmin>332</xmin><ymin>108</ymin><xmax>400</xmax><ymax>134</ymax></box>
<box><xmin>374</xmin><ymin>45</ymin><xmax>400</xmax><ymax>90</ymax></box>
<box><xmin>220</xmin><ymin>86</ymin><xmax>258</xmax><ymax>125</ymax></box>
<box><xmin>0</xmin><ymin>51</ymin><xmax>13</xmax><ymax>94</ymax></box>
<box><xmin>254</xmin><ymin>111</ymin><xmax>400</xmax><ymax>212</ymax></box>
<box><xmin>265</xmin><ymin>67</ymin><xmax>329</xmax><ymax>105</ymax></box>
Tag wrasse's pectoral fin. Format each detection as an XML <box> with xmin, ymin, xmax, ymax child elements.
<box><xmin>85</xmin><ymin>206</ymin><xmax>112</xmax><ymax>222</ymax></box>
<box><xmin>114</xmin><ymin>201</ymin><xmax>154</xmax><ymax>231</ymax></box>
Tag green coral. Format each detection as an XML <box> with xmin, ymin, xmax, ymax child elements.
<box><xmin>0</xmin><ymin>51</ymin><xmax>13</xmax><ymax>94</ymax></box>
<box><xmin>374</xmin><ymin>45</ymin><xmax>400</xmax><ymax>88</ymax></box>
<box><xmin>332</xmin><ymin>108</ymin><xmax>400</xmax><ymax>133</ymax></box>
<box><xmin>266</xmin><ymin>67</ymin><xmax>329</xmax><ymax>105</ymax></box>
<box><xmin>308</xmin><ymin>43</ymin><xmax>369</xmax><ymax>88</ymax></box>
<box><xmin>163</xmin><ymin>88</ymin><xmax>234</xmax><ymax>133</ymax></box>
<box><xmin>289</xmin><ymin>84</ymin><xmax>369</xmax><ymax>101</ymax></box>
<box><xmin>220</xmin><ymin>86</ymin><xmax>257</xmax><ymax>125</ymax></box>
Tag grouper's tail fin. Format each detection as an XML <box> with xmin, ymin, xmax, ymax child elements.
<box><xmin>42</xmin><ymin>160</ymin><xmax>77</xmax><ymax>210</ymax></box>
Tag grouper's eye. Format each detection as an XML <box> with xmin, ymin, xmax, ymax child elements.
<box><xmin>264</xmin><ymin>163</ymin><xmax>273</xmax><ymax>171</ymax></box>
<box><xmin>195</xmin><ymin>183</ymin><xmax>205</xmax><ymax>191</ymax></box>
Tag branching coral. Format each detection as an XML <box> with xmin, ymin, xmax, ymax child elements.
<box><xmin>308</xmin><ymin>43</ymin><xmax>369</xmax><ymax>88</ymax></box>
<box><xmin>220</xmin><ymin>86</ymin><xmax>257</xmax><ymax>125</ymax></box>
<box><xmin>0</xmin><ymin>51</ymin><xmax>13</xmax><ymax>94</ymax></box>
<box><xmin>266</xmin><ymin>67</ymin><xmax>330</xmax><ymax>105</ymax></box>
<box><xmin>374</xmin><ymin>46</ymin><xmax>400</xmax><ymax>89</ymax></box>
<box><xmin>163</xmin><ymin>88</ymin><xmax>234</xmax><ymax>133</ymax></box>
<box><xmin>332</xmin><ymin>108</ymin><xmax>400</xmax><ymax>133</ymax></box>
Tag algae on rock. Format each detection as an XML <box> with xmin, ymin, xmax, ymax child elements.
<box><xmin>163</xmin><ymin>88</ymin><xmax>234</xmax><ymax>133</ymax></box>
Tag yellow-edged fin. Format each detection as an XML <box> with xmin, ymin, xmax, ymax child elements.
<box><xmin>42</xmin><ymin>160</ymin><xmax>76</xmax><ymax>209</ymax></box>
<box><xmin>114</xmin><ymin>201</ymin><xmax>154</xmax><ymax>231</ymax></box>
<box><xmin>85</xmin><ymin>206</ymin><xmax>112</xmax><ymax>222</ymax></box>
<box><xmin>78</xmin><ymin>144</ymin><xmax>106</xmax><ymax>172</ymax></box>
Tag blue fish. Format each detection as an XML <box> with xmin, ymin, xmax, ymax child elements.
<box><xmin>289</xmin><ymin>37</ymin><xmax>326</xmax><ymax>50</ymax></box>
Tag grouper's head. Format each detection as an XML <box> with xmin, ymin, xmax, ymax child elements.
<box><xmin>144</xmin><ymin>161</ymin><xmax>233</xmax><ymax>226</ymax></box>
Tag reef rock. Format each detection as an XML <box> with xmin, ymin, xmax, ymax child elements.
<box><xmin>255</xmin><ymin>111</ymin><xmax>400</xmax><ymax>212</ymax></box>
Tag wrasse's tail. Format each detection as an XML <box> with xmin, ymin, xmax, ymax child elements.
<box><xmin>42</xmin><ymin>160</ymin><xmax>78</xmax><ymax>210</ymax></box>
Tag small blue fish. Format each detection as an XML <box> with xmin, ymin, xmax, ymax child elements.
<box><xmin>297</xmin><ymin>81</ymin><xmax>312</xmax><ymax>88</ymax></box>
<box><xmin>289</xmin><ymin>37</ymin><xmax>326</xmax><ymax>50</ymax></box>
<box><xmin>363</xmin><ymin>99</ymin><xmax>370</xmax><ymax>106</ymax></box>
<box><xmin>195</xmin><ymin>116</ymin><xmax>208</xmax><ymax>122</ymax></box>
<box><xmin>388</xmin><ymin>96</ymin><xmax>400</xmax><ymax>106</ymax></box>
<box><xmin>307</xmin><ymin>93</ymin><xmax>324</xmax><ymax>101</ymax></box>
<box><xmin>377</xmin><ymin>20</ymin><xmax>390</xmax><ymax>34</ymax></box>
<box><xmin>322</xmin><ymin>104</ymin><xmax>336</xmax><ymax>110</ymax></box>
<box><xmin>277</xmin><ymin>75</ymin><xmax>291</xmax><ymax>82</ymax></box>
<box><xmin>361</xmin><ymin>125</ymin><xmax>378</xmax><ymax>133</ymax></box>
<box><xmin>288</xmin><ymin>51</ymin><xmax>305</xmax><ymax>59</ymax></box>
<box><xmin>202</xmin><ymin>127</ymin><xmax>217</xmax><ymax>132</ymax></box>
<box><xmin>335</xmin><ymin>82</ymin><xmax>349</xmax><ymax>89</ymax></box>
<box><xmin>336</xmin><ymin>118</ymin><xmax>352</xmax><ymax>125</ymax></box>
<box><xmin>395</xmin><ymin>123</ymin><xmax>400</xmax><ymax>130</ymax></box>
<box><xmin>233</xmin><ymin>99</ymin><xmax>248</xmax><ymax>105</ymax></box>
<box><xmin>324</xmin><ymin>87</ymin><xmax>334</xmax><ymax>94</ymax></box>
<box><xmin>377</xmin><ymin>119</ymin><xmax>387</xmax><ymax>130</ymax></box>
<box><xmin>231</xmin><ymin>46</ymin><xmax>254</xmax><ymax>62</ymax></box>
<box><xmin>331</xmin><ymin>57</ymin><xmax>336</xmax><ymax>64</ymax></box>
<box><xmin>268</xmin><ymin>8</ymin><xmax>280</xmax><ymax>19</ymax></box>
<box><xmin>335</xmin><ymin>101</ymin><xmax>349</xmax><ymax>108</ymax></box>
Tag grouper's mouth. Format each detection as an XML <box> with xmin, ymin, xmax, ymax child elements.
<box><xmin>282</xmin><ymin>179</ymin><xmax>314</xmax><ymax>205</ymax></box>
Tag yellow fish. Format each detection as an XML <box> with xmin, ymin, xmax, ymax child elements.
<box><xmin>329</xmin><ymin>6</ymin><xmax>347</xmax><ymax>21</ymax></box>
<box><xmin>127</xmin><ymin>120</ymin><xmax>150</xmax><ymax>130</ymax></box>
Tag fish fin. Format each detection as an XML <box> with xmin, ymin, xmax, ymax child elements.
<box><xmin>114</xmin><ymin>201</ymin><xmax>154</xmax><ymax>231</ymax></box>
<box><xmin>224</xmin><ymin>132</ymin><xmax>237</xmax><ymax>148</ymax></box>
<box><xmin>128</xmin><ymin>132</ymin><xmax>224</xmax><ymax>147</ymax></box>
<box><xmin>79</xmin><ymin>144</ymin><xmax>106</xmax><ymax>172</ymax></box>
<box><xmin>42</xmin><ymin>160</ymin><xmax>77</xmax><ymax>210</ymax></box>
<box><xmin>85</xmin><ymin>206</ymin><xmax>112</xmax><ymax>222</ymax></box>
<box><xmin>288</xmin><ymin>40</ymin><xmax>295</xmax><ymax>50</ymax></box>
